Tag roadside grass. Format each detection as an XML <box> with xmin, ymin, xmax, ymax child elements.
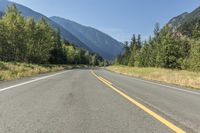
<box><xmin>107</xmin><ymin>65</ymin><xmax>200</xmax><ymax>90</ymax></box>
<box><xmin>0</xmin><ymin>61</ymin><xmax>73</xmax><ymax>80</ymax></box>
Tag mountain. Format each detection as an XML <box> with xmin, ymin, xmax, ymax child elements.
<box><xmin>50</xmin><ymin>16</ymin><xmax>123</xmax><ymax>60</ymax></box>
<box><xmin>0</xmin><ymin>0</ymin><xmax>90</xmax><ymax>51</ymax></box>
<box><xmin>168</xmin><ymin>12</ymin><xmax>188</xmax><ymax>31</ymax></box>
<box><xmin>0</xmin><ymin>0</ymin><xmax>123</xmax><ymax>60</ymax></box>
<box><xmin>168</xmin><ymin>6</ymin><xmax>200</xmax><ymax>31</ymax></box>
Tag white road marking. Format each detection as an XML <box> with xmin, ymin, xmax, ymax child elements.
<box><xmin>0</xmin><ymin>70</ymin><xmax>70</xmax><ymax>93</ymax></box>
<box><xmin>130</xmin><ymin>76</ymin><xmax>200</xmax><ymax>95</ymax></box>
<box><xmin>106</xmin><ymin>70</ymin><xmax>200</xmax><ymax>95</ymax></box>
<box><xmin>105</xmin><ymin>70</ymin><xmax>200</xmax><ymax>95</ymax></box>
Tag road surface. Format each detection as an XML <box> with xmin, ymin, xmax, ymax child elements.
<box><xmin>0</xmin><ymin>69</ymin><xmax>199</xmax><ymax>133</ymax></box>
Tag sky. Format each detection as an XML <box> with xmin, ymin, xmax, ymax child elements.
<box><xmin>10</xmin><ymin>0</ymin><xmax>200</xmax><ymax>42</ymax></box>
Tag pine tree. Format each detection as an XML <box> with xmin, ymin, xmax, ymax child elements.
<box><xmin>154</xmin><ymin>22</ymin><xmax>160</xmax><ymax>37</ymax></box>
<box><xmin>138</xmin><ymin>41</ymin><xmax>150</xmax><ymax>67</ymax></box>
<box><xmin>128</xmin><ymin>34</ymin><xmax>137</xmax><ymax>66</ymax></box>
<box><xmin>136</xmin><ymin>34</ymin><xmax>142</xmax><ymax>49</ymax></box>
<box><xmin>49</xmin><ymin>29</ymin><xmax>67</xmax><ymax>64</ymax></box>
<box><xmin>147</xmin><ymin>38</ymin><xmax>157</xmax><ymax>67</ymax></box>
<box><xmin>121</xmin><ymin>41</ymin><xmax>130</xmax><ymax>65</ymax></box>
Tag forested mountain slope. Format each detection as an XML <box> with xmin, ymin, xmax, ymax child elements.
<box><xmin>50</xmin><ymin>16</ymin><xmax>123</xmax><ymax>60</ymax></box>
<box><xmin>0</xmin><ymin>0</ymin><xmax>90</xmax><ymax>51</ymax></box>
<box><xmin>0</xmin><ymin>0</ymin><xmax>123</xmax><ymax>60</ymax></box>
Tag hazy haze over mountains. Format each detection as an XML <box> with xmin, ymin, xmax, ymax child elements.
<box><xmin>50</xmin><ymin>16</ymin><xmax>123</xmax><ymax>60</ymax></box>
<box><xmin>0</xmin><ymin>0</ymin><xmax>124</xmax><ymax>60</ymax></box>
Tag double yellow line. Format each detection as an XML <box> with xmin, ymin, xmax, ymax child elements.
<box><xmin>91</xmin><ymin>71</ymin><xmax>186</xmax><ymax>133</ymax></box>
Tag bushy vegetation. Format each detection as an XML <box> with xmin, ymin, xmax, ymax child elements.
<box><xmin>0</xmin><ymin>4</ymin><xmax>108</xmax><ymax>66</ymax></box>
<box><xmin>115</xmin><ymin>22</ymin><xmax>200</xmax><ymax>71</ymax></box>
<box><xmin>0</xmin><ymin>61</ymin><xmax>68</xmax><ymax>80</ymax></box>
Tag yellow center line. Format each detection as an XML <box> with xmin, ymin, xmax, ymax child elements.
<box><xmin>91</xmin><ymin>70</ymin><xmax>186</xmax><ymax>133</ymax></box>
<box><xmin>98</xmin><ymin>76</ymin><xmax>113</xmax><ymax>85</ymax></box>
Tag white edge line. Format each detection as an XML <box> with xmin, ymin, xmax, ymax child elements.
<box><xmin>105</xmin><ymin>70</ymin><xmax>200</xmax><ymax>95</ymax></box>
<box><xmin>129</xmin><ymin>75</ymin><xmax>200</xmax><ymax>96</ymax></box>
<box><xmin>0</xmin><ymin>70</ymin><xmax>70</xmax><ymax>92</ymax></box>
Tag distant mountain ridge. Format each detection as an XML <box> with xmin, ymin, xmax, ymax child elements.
<box><xmin>168</xmin><ymin>6</ymin><xmax>200</xmax><ymax>31</ymax></box>
<box><xmin>0</xmin><ymin>0</ymin><xmax>123</xmax><ymax>60</ymax></box>
<box><xmin>50</xmin><ymin>16</ymin><xmax>123</xmax><ymax>60</ymax></box>
<box><xmin>168</xmin><ymin>12</ymin><xmax>188</xmax><ymax>31</ymax></box>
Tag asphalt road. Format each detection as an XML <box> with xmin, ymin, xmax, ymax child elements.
<box><xmin>0</xmin><ymin>69</ymin><xmax>199</xmax><ymax>133</ymax></box>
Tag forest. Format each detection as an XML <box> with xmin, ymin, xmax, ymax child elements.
<box><xmin>0</xmin><ymin>5</ymin><xmax>108</xmax><ymax>66</ymax></box>
<box><xmin>116</xmin><ymin>21</ymin><xmax>200</xmax><ymax>71</ymax></box>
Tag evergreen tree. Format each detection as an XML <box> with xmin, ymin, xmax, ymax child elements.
<box><xmin>121</xmin><ymin>41</ymin><xmax>130</xmax><ymax>65</ymax></box>
<box><xmin>154</xmin><ymin>22</ymin><xmax>160</xmax><ymax>37</ymax></box>
<box><xmin>136</xmin><ymin>34</ymin><xmax>142</xmax><ymax>49</ymax></box>
<box><xmin>128</xmin><ymin>34</ymin><xmax>137</xmax><ymax>66</ymax></box>
<box><xmin>49</xmin><ymin>29</ymin><xmax>67</xmax><ymax>64</ymax></box>
<box><xmin>138</xmin><ymin>41</ymin><xmax>150</xmax><ymax>67</ymax></box>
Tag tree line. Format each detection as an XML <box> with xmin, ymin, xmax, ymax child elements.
<box><xmin>0</xmin><ymin>4</ymin><xmax>108</xmax><ymax>66</ymax></box>
<box><xmin>115</xmin><ymin>22</ymin><xmax>200</xmax><ymax>71</ymax></box>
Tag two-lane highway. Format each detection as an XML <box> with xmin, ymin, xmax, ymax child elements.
<box><xmin>0</xmin><ymin>69</ymin><xmax>199</xmax><ymax>133</ymax></box>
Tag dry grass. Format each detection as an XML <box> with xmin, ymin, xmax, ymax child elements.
<box><xmin>107</xmin><ymin>65</ymin><xmax>200</xmax><ymax>89</ymax></box>
<box><xmin>0</xmin><ymin>62</ymin><xmax>72</xmax><ymax>80</ymax></box>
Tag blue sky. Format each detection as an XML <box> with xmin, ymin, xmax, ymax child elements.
<box><xmin>11</xmin><ymin>0</ymin><xmax>200</xmax><ymax>42</ymax></box>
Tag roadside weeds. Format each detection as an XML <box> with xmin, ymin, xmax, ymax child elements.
<box><xmin>107</xmin><ymin>65</ymin><xmax>200</xmax><ymax>90</ymax></box>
